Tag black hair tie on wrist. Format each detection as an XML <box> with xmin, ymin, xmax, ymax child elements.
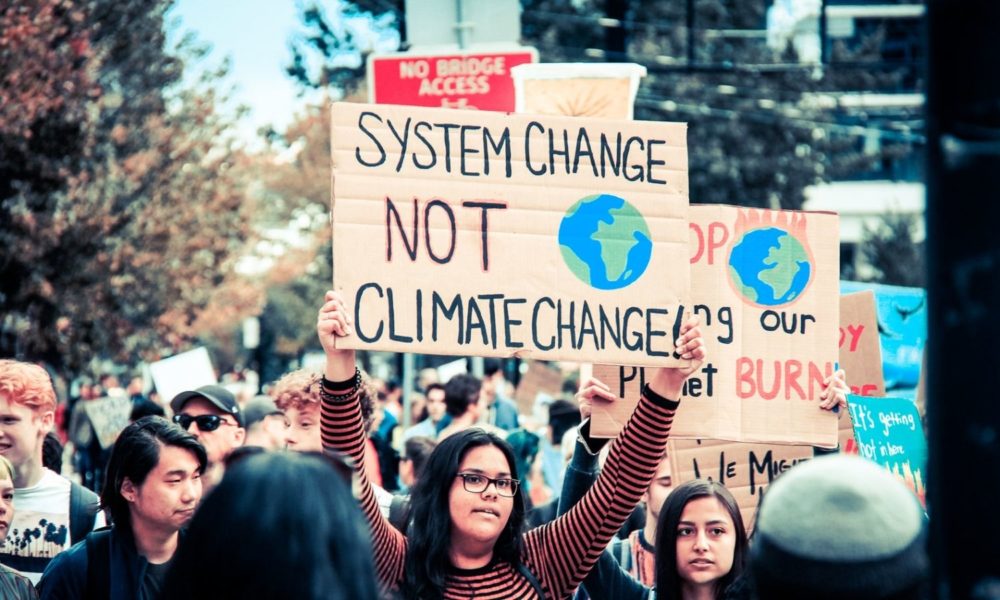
<box><xmin>323</xmin><ymin>367</ymin><xmax>361</xmax><ymax>399</ymax></box>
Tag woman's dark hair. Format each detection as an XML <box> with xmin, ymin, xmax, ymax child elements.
<box><xmin>404</xmin><ymin>428</ymin><xmax>526</xmax><ymax>600</ymax></box>
<box><xmin>654</xmin><ymin>480</ymin><xmax>748</xmax><ymax>600</ymax></box>
<box><xmin>42</xmin><ymin>431</ymin><xmax>63</xmax><ymax>473</ymax></box>
<box><xmin>162</xmin><ymin>451</ymin><xmax>378</xmax><ymax>600</ymax></box>
<box><xmin>129</xmin><ymin>399</ymin><xmax>165</xmax><ymax>422</ymax></box>
<box><xmin>101</xmin><ymin>416</ymin><xmax>207</xmax><ymax>527</ymax></box>
<box><xmin>403</xmin><ymin>436</ymin><xmax>437</xmax><ymax>482</ymax></box>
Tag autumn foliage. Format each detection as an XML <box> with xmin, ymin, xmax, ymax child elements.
<box><xmin>0</xmin><ymin>0</ymin><xmax>255</xmax><ymax>375</ymax></box>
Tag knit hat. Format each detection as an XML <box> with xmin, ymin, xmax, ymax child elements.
<box><xmin>751</xmin><ymin>454</ymin><xmax>927</xmax><ymax>599</ymax></box>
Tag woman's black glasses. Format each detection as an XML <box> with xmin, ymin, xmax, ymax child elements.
<box><xmin>456</xmin><ymin>473</ymin><xmax>519</xmax><ymax>497</ymax></box>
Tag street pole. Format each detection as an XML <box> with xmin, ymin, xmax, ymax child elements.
<box><xmin>455</xmin><ymin>0</ymin><xmax>467</xmax><ymax>49</ymax></box>
<box><xmin>926</xmin><ymin>1</ymin><xmax>1000</xmax><ymax>597</ymax></box>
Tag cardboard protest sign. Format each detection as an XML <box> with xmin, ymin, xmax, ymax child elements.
<box><xmin>592</xmin><ymin>206</ymin><xmax>840</xmax><ymax>447</ymax></box>
<box><xmin>668</xmin><ymin>438</ymin><xmax>813</xmax><ymax>531</ymax></box>
<box><xmin>83</xmin><ymin>396</ymin><xmax>133</xmax><ymax>449</ymax></box>
<box><xmin>838</xmin><ymin>291</ymin><xmax>886</xmax><ymax>454</ymax></box>
<box><xmin>330</xmin><ymin>102</ymin><xmax>690</xmax><ymax>366</ymax></box>
<box><xmin>511</xmin><ymin>63</ymin><xmax>647</xmax><ymax>119</ymax></box>
<box><xmin>840</xmin><ymin>281</ymin><xmax>926</xmax><ymax>388</ymax></box>
<box><xmin>513</xmin><ymin>361</ymin><xmax>564</xmax><ymax>415</ymax></box>
<box><xmin>149</xmin><ymin>347</ymin><xmax>217</xmax><ymax>405</ymax></box>
<box><xmin>848</xmin><ymin>394</ymin><xmax>927</xmax><ymax>505</ymax></box>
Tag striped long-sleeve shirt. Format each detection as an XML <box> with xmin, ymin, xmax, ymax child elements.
<box><xmin>320</xmin><ymin>378</ymin><xmax>678</xmax><ymax>599</ymax></box>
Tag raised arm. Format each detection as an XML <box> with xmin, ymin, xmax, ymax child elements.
<box><xmin>317</xmin><ymin>290</ymin><xmax>406</xmax><ymax>590</ymax></box>
<box><xmin>555</xmin><ymin>395</ymin><xmax>650</xmax><ymax>600</ymax></box>
<box><xmin>524</xmin><ymin>318</ymin><xmax>705</xmax><ymax>599</ymax></box>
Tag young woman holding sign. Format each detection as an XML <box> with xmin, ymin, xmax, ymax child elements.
<box><xmin>560</xmin><ymin>370</ymin><xmax>850</xmax><ymax>600</ymax></box>
<box><xmin>316</xmin><ymin>290</ymin><xmax>706</xmax><ymax>599</ymax></box>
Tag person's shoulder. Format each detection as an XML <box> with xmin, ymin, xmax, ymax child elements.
<box><xmin>37</xmin><ymin>538</ymin><xmax>88</xmax><ymax>593</ymax></box>
<box><xmin>498</xmin><ymin>396</ymin><xmax>518</xmax><ymax>410</ymax></box>
<box><xmin>0</xmin><ymin>564</ymin><xmax>37</xmax><ymax>600</ymax></box>
<box><xmin>402</xmin><ymin>420</ymin><xmax>431</xmax><ymax>440</ymax></box>
<box><xmin>15</xmin><ymin>470</ymin><xmax>70</xmax><ymax>504</ymax></box>
<box><xmin>39</xmin><ymin>470</ymin><xmax>71</xmax><ymax>490</ymax></box>
<box><xmin>0</xmin><ymin>563</ymin><xmax>32</xmax><ymax>583</ymax></box>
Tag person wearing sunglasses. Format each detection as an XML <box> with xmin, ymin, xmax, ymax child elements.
<box><xmin>170</xmin><ymin>385</ymin><xmax>245</xmax><ymax>491</ymax></box>
<box><xmin>316</xmin><ymin>290</ymin><xmax>707</xmax><ymax>599</ymax></box>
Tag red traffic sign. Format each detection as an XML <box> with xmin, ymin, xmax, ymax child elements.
<box><xmin>367</xmin><ymin>49</ymin><xmax>537</xmax><ymax>112</ymax></box>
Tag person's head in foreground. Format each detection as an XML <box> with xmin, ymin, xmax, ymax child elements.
<box><xmin>405</xmin><ymin>427</ymin><xmax>525</xmax><ymax>598</ymax></box>
<box><xmin>750</xmin><ymin>454</ymin><xmax>928</xmax><ymax>600</ymax></box>
<box><xmin>655</xmin><ymin>479</ymin><xmax>748</xmax><ymax>600</ymax></box>
<box><xmin>162</xmin><ymin>451</ymin><xmax>378</xmax><ymax>600</ymax></box>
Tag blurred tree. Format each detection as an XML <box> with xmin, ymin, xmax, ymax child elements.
<box><xmin>521</xmin><ymin>0</ymin><xmax>918</xmax><ymax>209</ymax></box>
<box><xmin>0</xmin><ymin>0</ymin><xmax>254</xmax><ymax>376</ymax></box>
<box><xmin>288</xmin><ymin>0</ymin><xmax>918</xmax><ymax>210</ymax></box>
<box><xmin>286</xmin><ymin>1</ymin><xmax>402</xmax><ymax>97</ymax></box>
<box><xmin>860</xmin><ymin>213</ymin><xmax>925</xmax><ymax>287</ymax></box>
<box><xmin>254</xmin><ymin>104</ymin><xmax>332</xmax><ymax>373</ymax></box>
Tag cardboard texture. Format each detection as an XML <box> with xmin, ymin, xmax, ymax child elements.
<box><xmin>848</xmin><ymin>394</ymin><xmax>927</xmax><ymax>505</ymax></box>
<box><xmin>519</xmin><ymin>78</ymin><xmax>635</xmax><ymax>118</ymax></box>
<box><xmin>330</xmin><ymin>102</ymin><xmax>690</xmax><ymax>365</ymax></box>
<box><xmin>838</xmin><ymin>290</ymin><xmax>886</xmax><ymax>454</ymax></box>
<box><xmin>592</xmin><ymin>206</ymin><xmax>840</xmax><ymax>447</ymax></box>
<box><xmin>83</xmin><ymin>396</ymin><xmax>133</xmax><ymax>449</ymax></box>
<box><xmin>511</xmin><ymin>63</ymin><xmax>646</xmax><ymax>119</ymax></box>
<box><xmin>668</xmin><ymin>438</ymin><xmax>813</xmax><ymax>532</ymax></box>
<box><xmin>513</xmin><ymin>361</ymin><xmax>565</xmax><ymax>415</ymax></box>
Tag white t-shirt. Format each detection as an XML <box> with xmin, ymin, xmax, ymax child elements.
<box><xmin>0</xmin><ymin>469</ymin><xmax>105</xmax><ymax>584</ymax></box>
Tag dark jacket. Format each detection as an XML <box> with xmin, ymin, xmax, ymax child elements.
<box><xmin>0</xmin><ymin>565</ymin><xmax>37</xmax><ymax>600</ymax></box>
<box><xmin>37</xmin><ymin>526</ymin><xmax>177</xmax><ymax>600</ymax></box>
<box><xmin>558</xmin><ymin>421</ymin><xmax>654</xmax><ymax>600</ymax></box>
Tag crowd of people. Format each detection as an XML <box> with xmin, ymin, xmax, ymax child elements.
<box><xmin>0</xmin><ymin>290</ymin><xmax>928</xmax><ymax>599</ymax></box>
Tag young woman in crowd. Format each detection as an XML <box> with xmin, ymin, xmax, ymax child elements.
<box><xmin>659</xmin><ymin>481</ymin><xmax>747</xmax><ymax>600</ymax></box>
<box><xmin>560</xmin><ymin>370</ymin><xmax>850</xmax><ymax>600</ymax></box>
<box><xmin>316</xmin><ymin>290</ymin><xmax>707</xmax><ymax>599</ymax></box>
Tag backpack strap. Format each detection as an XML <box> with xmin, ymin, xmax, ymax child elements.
<box><xmin>516</xmin><ymin>563</ymin><xmax>546</xmax><ymax>599</ymax></box>
<box><xmin>387</xmin><ymin>494</ymin><xmax>411</xmax><ymax>534</ymax></box>
<box><xmin>84</xmin><ymin>528</ymin><xmax>113</xmax><ymax>599</ymax></box>
<box><xmin>69</xmin><ymin>481</ymin><xmax>101</xmax><ymax>545</ymax></box>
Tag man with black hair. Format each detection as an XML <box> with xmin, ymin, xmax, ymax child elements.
<box><xmin>38</xmin><ymin>416</ymin><xmax>207</xmax><ymax>600</ymax></box>
<box><xmin>436</xmin><ymin>374</ymin><xmax>503</xmax><ymax>440</ymax></box>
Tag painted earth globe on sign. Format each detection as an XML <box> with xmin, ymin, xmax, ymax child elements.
<box><xmin>558</xmin><ymin>193</ymin><xmax>652</xmax><ymax>290</ymax></box>
<box><xmin>728</xmin><ymin>227</ymin><xmax>812</xmax><ymax>306</ymax></box>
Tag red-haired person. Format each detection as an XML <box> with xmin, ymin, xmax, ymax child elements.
<box><xmin>0</xmin><ymin>360</ymin><xmax>103</xmax><ymax>584</ymax></box>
